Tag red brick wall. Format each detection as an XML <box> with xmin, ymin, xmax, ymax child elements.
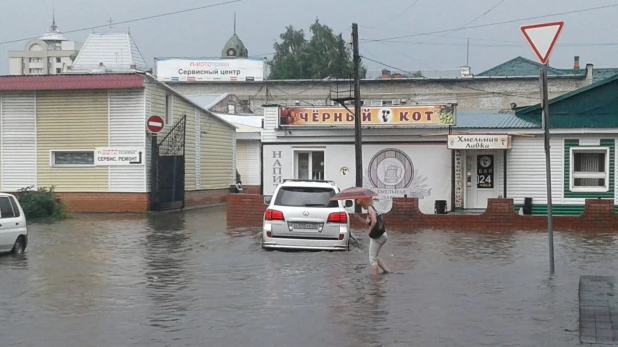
<box><xmin>56</xmin><ymin>192</ymin><xmax>149</xmax><ymax>213</ymax></box>
<box><xmin>227</xmin><ymin>195</ymin><xmax>618</xmax><ymax>232</ymax></box>
<box><xmin>227</xmin><ymin>194</ymin><xmax>267</xmax><ymax>228</ymax></box>
<box><xmin>185</xmin><ymin>189</ymin><xmax>229</xmax><ymax>207</ymax></box>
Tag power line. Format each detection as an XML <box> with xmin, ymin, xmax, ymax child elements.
<box><xmin>361</xmin><ymin>4</ymin><xmax>618</xmax><ymax>43</ymax></box>
<box><xmin>383</xmin><ymin>0</ymin><xmax>420</xmax><ymax>23</ymax></box>
<box><xmin>459</xmin><ymin>0</ymin><xmax>507</xmax><ymax>28</ymax></box>
<box><xmin>0</xmin><ymin>0</ymin><xmax>242</xmax><ymax>46</ymax></box>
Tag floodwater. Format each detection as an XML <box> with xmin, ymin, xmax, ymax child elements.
<box><xmin>1</xmin><ymin>205</ymin><xmax>617</xmax><ymax>347</ymax></box>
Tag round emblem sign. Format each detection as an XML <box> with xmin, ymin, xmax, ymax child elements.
<box><xmin>368</xmin><ymin>148</ymin><xmax>414</xmax><ymax>189</ymax></box>
<box><xmin>340</xmin><ymin>167</ymin><xmax>349</xmax><ymax>176</ymax></box>
<box><xmin>479</xmin><ymin>155</ymin><xmax>492</xmax><ymax>168</ymax></box>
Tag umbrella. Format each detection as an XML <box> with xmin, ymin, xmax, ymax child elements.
<box><xmin>329</xmin><ymin>187</ymin><xmax>378</xmax><ymax>201</ymax></box>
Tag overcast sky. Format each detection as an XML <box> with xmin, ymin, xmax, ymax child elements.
<box><xmin>1</xmin><ymin>0</ymin><xmax>617</xmax><ymax>76</ymax></box>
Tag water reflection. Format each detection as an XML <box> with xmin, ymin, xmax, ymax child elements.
<box><xmin>144</xmin><ymin>213</ymin><xmax>191</xmax><ymax>331</ymax></box>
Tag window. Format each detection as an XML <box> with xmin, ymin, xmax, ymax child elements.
<box><xmin>9</xmin><ymin>197</ymin><xmax>20</xmax><ymax>218</ymax></box>
<box><xmin>570</xmin><ymin>147</ymin><xmax>609</xmax><ymax>192</ymax></box>
<box><xmin>29</xmin><ymin>57</ymin><xmax>41</xmax><ymax>63</ymax></box>
<box><xmin>56</xmin><ymin>57</ymin><xmax>61</xmax><ymax>63</ymax></box>
<box><xmin>274</xmin><ymin>186</ymin><xmax>338</xmax><ymax>208</ymax></box>
<box><xmin>52</xmin><ymin>151</ymin><xmax>95</xmax><ymax>166</ymax></box>
<box><xmin>165</xmin><ymin>94</ymin><xmax>173</xmax><ymax>124</ymax></box>
<box><xmin>0</xmin><ymin>197</ymin><xmax>16</xmax><ymax>219</ymax></box>
<box><xmin>227</xmin><ymin>104</ymin><xmax>236</xmax><ymax>114</ymax></box>
<box><xmin>295</xmin><ymin>151</ymin><xmax>324</xmax><ymax>180</ymax></box>
<box><xmin>382</xmin><ymin>100</ymin><xmax>393</xmax><ymax>106</ymax></box>
<box><xmin>56</xmin><ymin>68</ymin><xmax>61</xmax><ymax>74</ymax></box>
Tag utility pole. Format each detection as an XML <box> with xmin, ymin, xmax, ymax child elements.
<box><xmin>540</xmin><ymin>63</ymin><xmax>555</xmax><ymax>276</ymax></box>
<box><xmin>352</xmin><ymin>23</ymin><xmax>363</xmax><ymax>213</ymax></box>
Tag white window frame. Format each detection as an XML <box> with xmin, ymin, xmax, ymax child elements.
<box><xmin>294</xmin><ymin>150</ymin><xmax>325</xmax><ymax>180</ymax></box>
<box><xmin>569</xmin><ymin>146</ymin><xmax>610</xmax><ymax>193</ymax></box>
<box><xmin>50</xmin><ymin>150</ymin><xmax>96</xmax><ymax>168</ymax></box>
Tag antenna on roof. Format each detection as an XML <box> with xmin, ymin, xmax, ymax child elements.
<box><xmin>234</xmin><ymin>12</ymin><xmax>236</xmax><ymax>34</ymax></box>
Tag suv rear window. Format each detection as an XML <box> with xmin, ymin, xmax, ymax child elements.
<box><xmin>274</xmin><ymin>186</ymin><xmax>339</xmax><ymax>208</ymax></box>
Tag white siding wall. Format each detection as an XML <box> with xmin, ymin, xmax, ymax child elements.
<box><xmin>1</xmin><ymin>92</ymin><xmax>37</xmax><ymax>191</ymax></box>
<box><xmin>232</xmin><ymin>131</ymin><xmax>237</xmax><ymax>184</ymax></box>
<box><xmin>145</xmin><ymin>83</ymin><xmax>152</xmax><ymax>192</ymax></box>
<box><xmin>507</xmin><ymin>135</ymin><xmax>563</xmax><ymax>205</ymax></box>
<box><xmin>194</xmin><ymin>107</ymin><xmax>201</xmax><ymax>189</ymax></box>
<box><xmin>237</xmin><ymin>140</ymin><xmax>261</xmax><ymax>185</ymax></box>
<box><xmin>262</xmin><ymin>106</ymin><xmax>278</xmax><ymax>143</ymax></box>
<box><xmin>109</xmin><ymin>90</ymin><xmax>146</xmax><ymax>192</ymax></box>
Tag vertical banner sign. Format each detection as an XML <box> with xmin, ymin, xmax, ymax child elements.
<box><xmin>477</xmin><ymin>155</ymin><xmax>494</xmax><ymax>189</ymax></box>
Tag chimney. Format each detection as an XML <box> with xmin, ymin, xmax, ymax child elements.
<box><xmin>574</xmin><ymin>56</ymin><xmax>580</xmax><ymax>70</ymax></box>
<box><xmin>381</xmin><ymin>69</ymin><xmax>391</xmax><ymax>79</ymax></box>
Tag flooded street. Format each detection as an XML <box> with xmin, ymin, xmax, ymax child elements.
<box><xmin>1</xmin><ymin>205</ymin><xmax>617</xmax><ymax>347</ymax></box>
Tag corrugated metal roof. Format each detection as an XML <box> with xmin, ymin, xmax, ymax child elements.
<box><xmin>0</xmin><ymin>74</ymin><xmax>146</xmax><ymax>91</ymax></box>
<box><xmin>593</xmin><ymin>68</ymin><xmax>618</xmax><ymax>83</ymax></box>
<box><xmin>455</xmin><ymin>110</ymin><xmax>539</xmax><ymax>129</ymax></box>
<box><xmin>187</xmin><ymin>94</ymin><xmax>229</xmax><ymax>110</ymax></box>
<box><xmin>72</xmin><ymin>33</ymin><xmax>149</xmax><ymax>72</ymax></box>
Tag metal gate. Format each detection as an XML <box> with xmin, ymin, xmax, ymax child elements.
<box><xmin>150</xmin><ymin>115</ymin><xmax>187</xmax><ymax>211</ymax></box>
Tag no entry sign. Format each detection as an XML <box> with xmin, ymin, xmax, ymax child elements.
<box><xmin>147</xmin><ymin>115</ymin><xmax>165</xmax><ymax>133</ymax></box>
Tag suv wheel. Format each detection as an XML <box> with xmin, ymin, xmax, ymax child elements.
<box><xmin>11</xmin><ymin>236</ymin><xmax>25</xmax><ymax>255</ymax></box>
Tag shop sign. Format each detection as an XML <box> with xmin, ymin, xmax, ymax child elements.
<box><xmin>477</xmin><ymin>155</ymin><xmax>494</xmax><ymax>189</ymax></box>
<box><xmin>95</xmin><ymin>147</ymin><xmax>144</xmax><ymax>166</ymax></box>
<box><xmin>279</xmin><ymin>105</ymin><xmax>455</xmax><ymax>127</ymax></box>
<box><xmin>154</xmin><ymin>57</ymin><xmax>265</xmax><ymax>82</ymax></box>
<box><xmin>271</xmin><ymin>150</ymin><xmax>283</xmax><ymax>187</ymax></box>
<box><xmin>448</xmin><ymin>134</ymin><xmax>511</xmax><ymax>149</ymax></box>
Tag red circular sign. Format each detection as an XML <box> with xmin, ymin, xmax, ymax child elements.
<box><xmin>147</xmin><ymin>115</ymin><xmax>165</xmax><ymax>133</ymax></box>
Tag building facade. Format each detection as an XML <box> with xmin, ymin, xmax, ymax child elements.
<box><xmin>8</xmin><ymin>18</ymin><xmax>82</xmax><ymax>75</ymax></box>
<box><xmin>261</xmin><ymin>104</ymin><xmax>456</xmax><ymax>214</ymax></box>
<box><xmin>0</xmin><ymin>73</ymin><xmax>236</xmax><ymax>212</ymax></box>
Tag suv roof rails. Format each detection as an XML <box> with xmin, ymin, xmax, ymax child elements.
<box><xmin>282</xmin><ymin>179</ymin><xmax>336</xmax><ymax>186</ymax></box>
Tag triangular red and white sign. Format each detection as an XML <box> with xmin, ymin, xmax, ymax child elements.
<box><xmin>520</xmin><ymin>21</ymin><xmax>564</xmax><ymax>65</ymax></box>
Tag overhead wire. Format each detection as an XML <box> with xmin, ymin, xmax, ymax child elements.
<box><xmin>361</xmin><ymin>4</ymin><xmax>618</xmax><ymax>43</ymax></box>
<box><xmin>0</xmin><ymin>0</ymin><xmax>242</xmax><ymax>46</ymax></box>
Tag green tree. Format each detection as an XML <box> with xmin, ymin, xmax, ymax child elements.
<box><xmin>268</xmin><ymin>19</ymin><xmax>367</xmax><ymax>80</ymax></box>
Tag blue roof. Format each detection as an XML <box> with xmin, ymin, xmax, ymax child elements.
<box><xmin>477</xmin><ymin>56</ymin><xmax>618</xmax><ymax>82</ymax></box>
<box><xmin>455</xmin><ymin>110</ymin><xmax>539</xmax><ymax>129</ymax></box>
<box><xmin>186</xmin><ymin>94</ymin><xmax>229</xmax><ymax>110</ymax></box>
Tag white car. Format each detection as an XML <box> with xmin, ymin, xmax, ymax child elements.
<box><xmin>261</xmin><ymin>179</ymin><xmax>353</xmax><ymax>251</ymax></box>
<box><xmin>0</xmin><ymin>193</ymin><xmax>28</xmax><ymax>255</ymax></box>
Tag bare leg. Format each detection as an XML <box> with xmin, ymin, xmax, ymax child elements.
<box><xmin>378</xmin><ymin>259</ymin><xmax>390</xmax><ymax>273</ymax></box>
<box><xmin>371</xmin><ymin>264</ymin><xmax>379</xmax><ymax>276</ymax></box>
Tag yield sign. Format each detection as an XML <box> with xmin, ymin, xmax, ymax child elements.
<box><xmin>520</xmin><ymin>21</ymin><xmax>564</xmax><ymax>65</ymax></box>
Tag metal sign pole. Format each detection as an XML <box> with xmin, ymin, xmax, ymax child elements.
<box><xmin>540</xmin><ymin>64</ymin><xmax>555</xmax><ymax>276</ymax></box>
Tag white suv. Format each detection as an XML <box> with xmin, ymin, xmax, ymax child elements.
<box><xmin>261</xmin><ymin>180</ymin><xmax>353</xmax><ymax>251</ymax></box>
<box><xmin>0</xmin><ymin>193</ymin><xmax>28</xmax><ymax>255</ymax></box>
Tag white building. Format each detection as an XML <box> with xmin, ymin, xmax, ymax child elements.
<box><xmin>261</xmin><ymin>104</ymin><xmax>456</xmax><ymax>214</ymax></box>
<box><xmin>9</xmin><ymin>17</ymin><xmax>82</xmax><ymax>75</ymax></box>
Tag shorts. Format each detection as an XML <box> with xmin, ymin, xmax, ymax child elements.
<box><xmin>369</xmin><ymin>232</ymin><xmax>388</xmax><ymax>266</ymax></box>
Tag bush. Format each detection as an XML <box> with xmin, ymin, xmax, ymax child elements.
<box><xmin>16</xmin><ymin>185</ymin><xmax>67</xmax><ymax>221</ymax></box>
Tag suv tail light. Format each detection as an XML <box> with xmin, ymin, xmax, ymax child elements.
<box><xmin>327</xmin><ymin>212</ymin><xmax>348</xmax><ymax>223</ymax></box>
<box><xmin>265</xmin><ymin>209</ymin><xmax>285</xmax><ymax>221</ymax></box>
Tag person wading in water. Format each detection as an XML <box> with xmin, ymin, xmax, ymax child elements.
<box><xmin>354</xmin><ymin>197</ymin><xmax>391</xmax><ymax>276</ymax></box>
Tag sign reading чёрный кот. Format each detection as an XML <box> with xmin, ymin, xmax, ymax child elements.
<box><xmin>279</xmin><ymin>105</ymin><xmax>456</xmax><ymax>127</ymax></box>
<box><xmin>95</xmin><ymin>147</ymin><xmax>144</xmax><ymax>166</ymax></box>
<box><xmin>447</xmin><ymin>134</ymin><xmax>512</xmax><ymax>150</ymax></box>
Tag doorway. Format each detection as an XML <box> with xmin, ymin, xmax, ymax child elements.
<box><xmin>465</xmin><ymin>151</ymin><xmax>498</xmax><ymax>209</ymax></box>
<box><xmin>295</xmin><ymin>151</ymin><xmax>325</xmax><ymax>180</ymax></box>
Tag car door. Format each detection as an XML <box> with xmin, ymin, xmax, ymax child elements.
<box><xmin>0</xmin><ymin>196</ymin><xmax>20</xmax><ymax>252</ymax></box>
